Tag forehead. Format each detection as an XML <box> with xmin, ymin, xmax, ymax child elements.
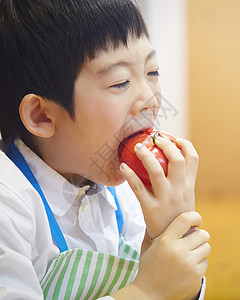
<box><xmin>82</xmin><ymin>36</ymin><xmax>154</xmax><ymax>74</ymax></box>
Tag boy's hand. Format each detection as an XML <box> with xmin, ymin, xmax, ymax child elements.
<box><xmin>120</xmin><ymin>135</ymin><xmax>199</xmax><ymax>239</ymax></box>
<box><xmin>113</xmin><ymin>212</ymin><xmax>210</xmax><ymax>300</ymax></box>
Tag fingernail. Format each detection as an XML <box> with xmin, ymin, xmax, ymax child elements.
<box><xmin>120</xmin><ymin>163</ymin><xmax>126</xmax><ymax>170</ymax></box>
<box><xmin>135</xmin><ymin>143</ymin><xmax>144</xmax><ymax>151</ymax></box>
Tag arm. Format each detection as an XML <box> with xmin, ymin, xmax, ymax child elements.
<box><xmin>0</xmin><ymin>243</ymin><xmax>43</xmax><ymax>299</ymax></box>
<box><xmin>112</xmin><ymin>212</ymin><xmax>210</xmax><ymax>300</ymax></box>
<box><xmin>118</xmin><ymin>136</ymin><xmax>210</xmax><ymax>299</ymax></box>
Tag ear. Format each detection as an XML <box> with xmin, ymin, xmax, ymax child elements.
<box><xmin>19</xmin><ymin>94</ymin><xmax>56</xmax><ymax>138</ymax></box>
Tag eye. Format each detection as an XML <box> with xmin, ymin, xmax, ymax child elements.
<box><xmin>110</xmin><ymin>80</ymin><xmax>130</xmax><ymax>89</ymax></box>
<box><xmin>148</xmin><ymin>71</ymin><xmax>159</xmax><ymax>77</ymax></box>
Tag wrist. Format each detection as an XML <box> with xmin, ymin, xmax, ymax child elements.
<box><xmin>112</xmin><ymin>283</ymin><xmax>156</xmax><ymax>300</ymax></box>
<box><xmin>183</xmin><ymin>280</ymin><xmax>202</xmax><ymax>300</ymax></box>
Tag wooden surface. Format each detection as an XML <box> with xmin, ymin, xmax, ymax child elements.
<box><xmin>196</xmin><ymin>196</ymin><xmax>240</xmax><ymax>299</ymax></box>
<box><xmin>188</xmin><ymin>0</ymin><xmax>240</xmax><ymax>197</ymax></box>
<box><xmin>188</xmin><ymin>1</ymin><xmax>240</xmax><ymax>298</ymax></box>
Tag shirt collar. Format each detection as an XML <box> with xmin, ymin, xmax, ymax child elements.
<box><xmin>14</xmin><ymin>140</ymin><xmax>108</xmax><ymax>217</ymax></box>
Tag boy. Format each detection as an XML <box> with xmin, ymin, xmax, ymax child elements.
<box><xmin>0</xmin><ymin>0</ymin><xmax>210</xmax><ymax>299</ymax></box>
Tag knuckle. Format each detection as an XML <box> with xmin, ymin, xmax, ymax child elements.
<box><xmin>199</xmin><ymin>229</ymin><xmax>210</xmax><ymax>241</ymax></box>
<box><xmin>178</xmin><ymin>211</ymin><xmax>202</xmax><ymax>226</ymax></box>
<box><xmin>203</xmin><ymin>258</ymin><xmax>209</xmax><ymax>268</ymax></box>
<box><xmin>178</xmin><ymin>212</ymin><xmax>191</xmax><ymax>225</ymax></box>
<box><xmin>189</xmin><ymin>153</ymin><xmax>199</xmax><ymax>164</ymax></box>
<box><xmin>160</xmin><ymin>235</ymin><xmax>169</xmax><ymax>247</ymax></box>
<box><xmin>131</xmin><ymin>179</ymin><xmax>144</xmax><ymax>193</ymax></box>
<box><xmin>184</xmin><ymin>139</ymin><xmax>195</xmax><ymax>149</ymax></box>
<box><xmin>189</xmin><ymin>151</ymin><xmax>199</xmax><ymax>161</ymax></box>
<box><xmin>202</xmin><ymin>230</ymin><xmax>211</xmax><ymax>242</ymax></box>
<box><xmin>205</xmin><ymin>243</ymin><xmax>211</xmax><ymax>255</ymax></box>
<box><xmin>160</xmin><ymin>139</ymin><xmax>173</xmax><ymax>149</ymax></box>
<box><xmin>172</xmin><ymin>156</ymin><xmax>185</xmax><ymax>166</ymax></box>
<box><xmin>199</xmin><ymin>258</ymin><xmax>208</xmax><ymax>276</ymax></box>
<box><xmin>178</xmin><ymin>211</ymin><xmax>191</xmax><ymax>223</ymax></box>
<box><xmin>178</xmin><ymin>138</ymin><xmax>191</xmax><ymax>147</ymax></box>
<box><xmin>150</xmin><ymin>166</ymin><xmax>164</xmax><ymax>177</ymax></box>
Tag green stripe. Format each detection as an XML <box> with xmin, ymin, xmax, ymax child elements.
<box><xmin>75</xmin><ymin>251</ymin><xmax>93</xmax><ymax>299</ymax></box>
<box><xmin>83</xmin><ymin>253</ymin><xmax>104</xmax><ymax>300</ymax></box>
<box><xmin>92</xmin><ymin>255</ymin><xmax>115</xmax><ymax>299</ymax></box>
<box><xmin>132</xmin><ymin>250</ymin><xmax>138</xmax><ymax>261</ymax></box>
<box><xmin>40</xmin><ymin>256</ymin><xmax>61</xmax><ymax>289</ymax></box>
<box><xmin>52</xmin><ymin>250</ymin><xmax>76</xmax><ymax>300</ymax></box>
<box><xmin>64</xmin><ymin>250</ymin><xmax>83</xmax><ymax>300</ymax></box>
<box><xmin>43</xmin><ymin>255</ymin><xmax>66</xmax><ymax>299</ymax></box>
<box><xmin>118</xmin><ymin>260</ymin><xmax>136</xmax><ymax>290</ymax></box>
<box><xmin>124</xmin><ymin>245</ymin><xmax>130</xmax><ymax>257</ymax></box>
<box><xmin>105</xmin><ymin>258</ymin><xmax>125</xmax><ymax>295</ymax></box>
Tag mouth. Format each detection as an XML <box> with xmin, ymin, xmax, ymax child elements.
<box><xmin>117</xmin><ymin>127</ymin><xmax>153</xmax><ymax>161</ymax></box>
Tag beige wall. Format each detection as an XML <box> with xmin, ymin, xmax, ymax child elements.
<box><xmin>188</xmin><ymin>0</ymin><xmax>240</xmax><ymax>198</ymax></box>
<box><xmin>139</xmin><ymin>0</ymin><xmax>189</xmax><ymax>138</ymax></box>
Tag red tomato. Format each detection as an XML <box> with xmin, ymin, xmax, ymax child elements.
<box><xmin>118</xmin><ymin>127</ymin><xmax>177</xmax><ymax>189</ymax></box>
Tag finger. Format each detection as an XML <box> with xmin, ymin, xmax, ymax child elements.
<box><xmin>120</xmin><ymin>162</ymin><xmax>152</xmax><ymax>208</ymax></box>
<box><xmin>196</xmin><ymin>258</ymin><xmax>208</xmax><ymax>278</ymax></box>
<box><xmin>154</xmin><ymin>137</ymin><xmax>186</xmax><ymax>181</ymax></box>
<box><xmin>176</xmin><ymin>138</ymin><xmax>199</xmax><ymax>183</ymax></box>
<box><xmin>183</xmin><ymin>229</ymin><xmax>210</xmax><ymax>250</ymax></box>
<box><xmin>163</xmin><ymin>211</ymin><xmax>202</xmax><ymax>239</ymax></box>
<box><xmin>194</xmin><ymin>242</ymin><xmax>211</xmax><ymax>263</ymax></box>
<box><xmin>134</xmin><ymin>143</ymin><xmax>166</xmax><ymax>193</ymax></box>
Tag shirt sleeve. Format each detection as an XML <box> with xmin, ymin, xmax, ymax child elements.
<box><xmin>198</xmin><ymin>277</ymin><xmax>206</xmax><ymax>300</ymax></box>
<box><xmin>0</xmin><ymin>244</ymin><xmax>43</xmax><ymax>299</ymax></box>
<box><xmin>0</xmin><ymin>184</ymin><xmax>44</xmax><ymax>299</ymax></box>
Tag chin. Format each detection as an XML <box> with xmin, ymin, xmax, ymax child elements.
<box><xmin>94</xmin><ymin>169</ymin><xmax>126</xmax><ymax>187</ymax></box>
<box><xmin>106</xmin><ymin>175</ymin><xmax>126</xmax><ymax>187</ymax></box>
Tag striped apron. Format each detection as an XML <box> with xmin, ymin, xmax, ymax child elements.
<box><xmin>7</xmin><ymin>142</ymin><xmax>140</xmax><ymax>299</ymax></box>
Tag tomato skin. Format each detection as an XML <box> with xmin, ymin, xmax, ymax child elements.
<box><xmin>118</xmin><ymin>128</ymin><xmax>176</xmax><ymax>189</ymax></box>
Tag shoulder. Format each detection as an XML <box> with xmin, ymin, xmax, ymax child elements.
<box><xmin>0</xmin><ymin>150</ymin><xmax>45</xmax><ymax>243</ymax></box>
<box><xmin>0</xmin><ymin>149</ymin><xmax>39</xmax><ymax>206</ymax></box>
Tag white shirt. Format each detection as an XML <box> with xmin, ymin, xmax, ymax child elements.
<box><xmin>0</xmin><ymin>140</ymin><xmax>206</xmax><ymax>299</ymax></box>
<box><xmin>0</xmin><ymin>140</ymin><xmax>145</xmax><ymax>299</ymax></box>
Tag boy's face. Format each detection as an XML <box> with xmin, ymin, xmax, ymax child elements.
<box><xmin>50</xmin><ymin>35</ymin><xmax>161</xmax><ymax>186</ymax></box>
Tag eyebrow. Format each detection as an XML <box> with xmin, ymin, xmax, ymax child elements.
<box><xmin>96</xmin><ymin>49</ymin><xmax>157</xmax><ymax>75</ymax></box>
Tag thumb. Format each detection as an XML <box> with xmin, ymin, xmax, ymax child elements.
<box><xmin>162</xmin><ymin>211</ymin><xmax>202</xmax><ymax>239</ymax></box>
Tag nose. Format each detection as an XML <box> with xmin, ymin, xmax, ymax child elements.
<box><xmin>131</xmin><ymin>81</ymin><xmax>161</xmax><ymax>116</ymax></box>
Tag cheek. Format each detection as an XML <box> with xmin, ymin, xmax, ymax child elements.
<box><xmin>89</xmin><ymin>100</ymin><xmax>127</xmax><ymax>133</ymax></box>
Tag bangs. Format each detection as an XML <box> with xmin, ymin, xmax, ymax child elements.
<box><xmin>76</xmin><ymin>0</ymin><xmax>149</xmax><ymax>60</ymax></box>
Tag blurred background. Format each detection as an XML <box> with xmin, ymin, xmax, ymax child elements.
<box><xmin>139</xmin><ymin>0</ymin><xmax>240</xmax><ymax>299</ymax></box>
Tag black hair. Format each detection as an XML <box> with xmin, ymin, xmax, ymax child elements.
<box><xmin>0</xmin><ymin>0</ymin><xmax>149</xmax><ymax>143</ymax></box>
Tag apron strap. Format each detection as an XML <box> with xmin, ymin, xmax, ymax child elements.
<box><xmin>107</xmin><ymin>187</ymin><xmax>123</xmax><ymax>235</ymax></box>
<box><xmin>6</xmin><ymin>141</ymin><xmax>68</xmax><ymax>253</ymax></box>
<box><xmin>6</xmin><ymin>141</ymin><xmax>124</xmax><ymax>253</ymax></box>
